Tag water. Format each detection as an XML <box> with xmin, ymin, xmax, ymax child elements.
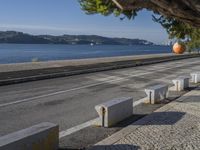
<box><xmin>0</xmin><ymin>44</ymin><xmax>172</xmax><ymax>64</ymax></box>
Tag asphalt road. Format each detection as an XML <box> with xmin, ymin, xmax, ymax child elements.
<box><xmin>1</xmin><ymin>57</ymin><xmax>200</xmax><ymax>137</ymax></box>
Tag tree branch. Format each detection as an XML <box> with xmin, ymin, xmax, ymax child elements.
<box><xmin>110</xmin><ymin>0</ymin><xmax>200</xmax><ymax>27</ymax></box>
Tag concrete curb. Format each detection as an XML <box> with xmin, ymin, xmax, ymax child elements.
<box><xmin>0</xmin><ymin>122</ymin><xmax>59</xmax><ymax>150</ymax></box>
<box><xmin>93</xmin><ymin>87</ymin><xmax>199</xmax><ymax>146</ymax></box>
<box><xmin>95</xmin><ymin>97</ymin><xmax>133</xmax><ymax>127</ymax></box>
<box><xmin>0</xmin><ymin>54</ymin><xmax>199</xmax><ymax>86</ymax></box>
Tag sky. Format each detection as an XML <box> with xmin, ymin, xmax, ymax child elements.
<box><xmin>0</xmin><ymin>0</ymin><xmax>169</xmax><ymax>44</ymax></box>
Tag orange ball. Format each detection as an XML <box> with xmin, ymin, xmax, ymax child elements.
<box><xmin>173</xmin><ymin>42</ymin><xmax>186</xmax><ymax>54</ymax></box>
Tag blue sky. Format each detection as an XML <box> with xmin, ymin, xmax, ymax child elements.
<box><xmin>0</xmin><ymin>0</ymin><xmax>169</xmax><ymax>44</ymax></box>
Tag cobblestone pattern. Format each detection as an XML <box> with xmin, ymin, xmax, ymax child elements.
<box><xmin>91</xmin><ymin>89</ymin><xmax>200</xmax><ymax>150</ymax></box>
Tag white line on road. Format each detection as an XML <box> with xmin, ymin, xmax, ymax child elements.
<box><xmin>0</xmin><ymin>72</ymin><xmax>153</xmax><ymax>108</ymax></box>
<box><xmin>133</xmin><ymin>97</ymin><xmax>147</xmax><ymax>107</ymax></box>
<box><xmin>59</xmin><ymin>98</ymin><xmax>151</xmax><ymax>138</ymax></box>
<box><xmin>59</xmin><ymin>118</ymin><xmax>99</xmax><ymax>139</ymax></box>
<box><xmin>0</xmin><ymin>60</ymin><xmax>200</xmax><ymax>108</ymax></box>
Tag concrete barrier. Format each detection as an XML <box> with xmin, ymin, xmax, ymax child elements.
<box><xmin>172</xmin><ymin>76</ymin><xmax>190</xmax><ymax>91</ymax></box>
<box><xmin>0</xmin><ymin>122</ymin><xmax>59</xmax><ymax>150</ymax></box>
<box><xmin>145</xmin><ymin>84</ymin><xmax>168</xmax><ymax>104</ymax></box>
<box><xmin>95</xmin><ymin>97</ymin><xmax>133</xmax><ymax>127</ymax></box>
<box><xmin>191</xmin><ymin>72</ymin><xmax>200</xmax><ymax>83</ymax></box>
<box><xmin>0</xmin><ymin>53</ymin><xmax>200</xmax><ymax>86</ymax></box>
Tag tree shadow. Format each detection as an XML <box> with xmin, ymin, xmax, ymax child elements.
<box><xmin>189</xmin><ymin>86</ymin><xmax>199</xmax><ymax>90</ymax></box>
<box><xmin>58</xmin><ymin>147</ymin><xmax>86</xmax><ymax>150</ymax></box>
<box><xmin>59</xmin><ymin>144</ymin><xmax>140</xmax><ymax>150</ymax></box>
<box><xmin>132</xmin><ymin>111</ymin><xmax>185</xmax><ymax>126</ymax></box>
<box><xmin>90</xmin><ymin>144</ymin><xmax>140</xmax><ymax>150</ymax></box>
<box><xmin>176</xmin><ymin>95</ymin><xmax>200</xmax><ymax>103</ymax></box>
<box><xmin>58</xmin><ymin>148</ymin><xmax>82</xmax><ymax>150</ymax></box>
<box><xmin>112</xmin><ymin>114</ymin><xmax>146</xmax><ymax>128</ymax></box>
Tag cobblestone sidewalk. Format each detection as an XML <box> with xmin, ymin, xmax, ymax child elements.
<box><xmin>91</xmin><ymin>87</ymin><xmax>200</xmax><ymax>150</ymax></box>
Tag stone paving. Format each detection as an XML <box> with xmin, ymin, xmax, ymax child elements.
<box><xmin>91</xmin><ymin>87</ymin><xmax>200</xmax><ymax>150</ymax></box>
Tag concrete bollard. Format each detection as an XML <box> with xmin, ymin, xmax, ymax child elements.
<box><xmin>191</xmin><ymin>72</ymin><xmax>200</xmax><ymax>83</ymax></box>
<box><xmin>95</xmin><ymin>97</ymin><xmax>133</xmax><ymax>127</ymax></box>
<box><xmin>0</xmin><ymin>122</ymin><xmax>59</xmax><ymax>150</ymax></box>
<box><xmin>145</xmin><ymin>84</ymin><xmax>168</xmax><ymax>104</ymax></box>
<box><xmin>172</xmin><ymin>76</ymin><xmax>190</xmax><ymax>91</ymax></box>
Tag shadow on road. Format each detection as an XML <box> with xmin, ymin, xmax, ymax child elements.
<box><xmin>59</xmin><ymin>144</ymin><xmax>140</xmax><ymax>150</ymax></box>
<box><xmin>89</xmin><ymin>144</ymin><xmax>140</xmax><ymax>150</ymax></box>
<box><xmin>133</xmin><ymin>111</ymin><xmax>185</xmax><ymax>126</ymax></box>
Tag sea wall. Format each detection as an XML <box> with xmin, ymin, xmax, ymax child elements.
<box><xmin>0</xmin><ymin>53</ymin><xmax>199</xmax><ymax>86</ymax></box>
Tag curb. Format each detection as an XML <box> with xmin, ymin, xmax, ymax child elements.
<box><xmin>94</xmin><ymin>86</ymin><xmax>200</xmax><ymax>146</ymax></box>
<box><xmin>0</xmin><ymin>54</ymin><xmax>199</xmax><ymax>86</ymax></box>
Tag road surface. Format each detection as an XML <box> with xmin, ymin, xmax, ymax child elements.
<box><xmin>0</xmin><ymin>57</ymin><xmax>200</xmax><ymax>137</ymax></box>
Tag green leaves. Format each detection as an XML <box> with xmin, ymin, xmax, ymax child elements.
<box><xmin>79</xmin><ymin>0</ymin><xmax>137</xmax><ymax>18</ymax></box>
<box><xmin>79</xmin><ymin>0</ymin><xmax>200</xmax><ymax>50</ymax></box>
<box><xmin>79</xmin><ymin>0</ymin><xmax>113</xmax><ymax>15</ymax></box>
<box><xmin>153</xmin><ymin>16</ymin><xmax>200</xmax><ymax>49</ymax></box>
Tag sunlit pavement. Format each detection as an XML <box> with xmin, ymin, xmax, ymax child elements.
<box><xmin>0</xmin><ymin>57</ymin><xmax>200</xmax><ymax>149</ymax></box>
<box><xmin>90</xmin><ymin>87</ymin><xmax>200</xmax><ymax>150</ymax></box>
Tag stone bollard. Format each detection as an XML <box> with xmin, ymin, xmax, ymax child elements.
<box><xmin>145</xmin><ymin>84</ymin><xmax>168</xmax><ymax>104</ymax></box>
<box><xmin>191</xmin><ymin>72</ymin><xmax>200</xmax><ymax>83</ymax></box>
<box><xmin>172</xmin><ymin>76</ymin><xmax>190</xmax><ymax>91</ymax></box>
<box><xmin>95</xmin><ymin>97</ymin><xmax>133</xmax><ymax>127</ymax></box>
<box><xmin>0</xmin><ymin>122</ymin><xmax>59</xmax><ymax>150</ymax></box>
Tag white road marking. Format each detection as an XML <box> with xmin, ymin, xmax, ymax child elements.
<box><xmin>92</xmin><ymin>75</ymin><xmax>129</xmax><ymax>83</ymax></box>
<box><xmin>133</xmin><ymin>97</ymin><xmax>147</xmax><ymax>107</ymax></box>
<box><xmin>0</xmin><ymin>60</ymin><xmax>200</xmax><ymax>108</ymax></box>
<box><xmin>59</xmin><ymin>118</ymin><xmax>99</xmax><ymax>139</ymax></box>
<box><xmin>59</xmin><ymin>98</ymin><xmax>148</xmax><ymax>138</ymax></box>
<box><xmin>0</xmin><ymin>72</ymin><xmax>154</xmax><ymax>108</ymax></box>
<box><xmin>59</xmin><ymin>97</ymin><xmax>153</xmax><ymax>138</ymax></box>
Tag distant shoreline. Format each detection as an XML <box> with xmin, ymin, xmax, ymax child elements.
<box><xmin>0</xmin><ymin>43</ymin><xmax>160</xmax><ymax>46</ymax></box>
<box><xmin>0</xmin><ymin>31</ymin><xmax>155</xmax><ymax>45</ymax></box>
<box><xmin>0</xmin><ymin>43</ymin><xmax>165</xmax><ymax>46</ymax></box>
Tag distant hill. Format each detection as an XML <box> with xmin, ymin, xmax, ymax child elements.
<box><xmin>0</xmin><ymin>31</ymin><xmax>154</xmax><ymax>45</ymax></box>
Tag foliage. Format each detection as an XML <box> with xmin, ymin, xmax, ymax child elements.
<box><xmin>153</xmin><ymin>16</ymin><xmax>200</xmax><ymax>50</ymax></box>
<box><xmin>79</xmin><ymin>0</ymin><xmax>138</xmax><ymax>19</ymax></box>
<box><xmin>79</xmin><ymin>0</ymin><xmax>200</xmax><ymax>50</ymax></box>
